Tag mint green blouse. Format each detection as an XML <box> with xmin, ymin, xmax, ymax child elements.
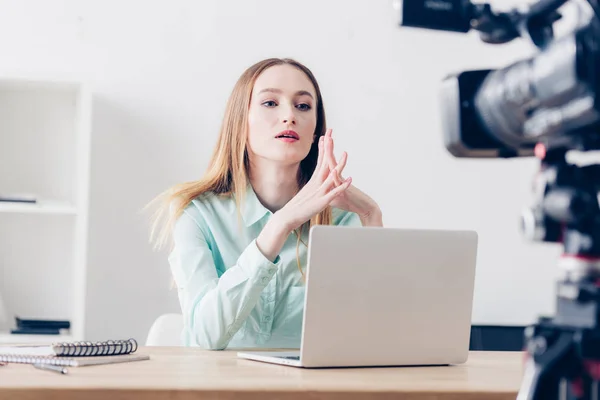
<box><xmin>168</xmin><ymin>184</ymin><xmax>361</xmax><ymax>350</ymax></box>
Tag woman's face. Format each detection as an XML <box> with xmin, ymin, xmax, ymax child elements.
<box><xmin>247</xmin><ymin>64</ymin><xmax>318</xmax><ymax>166</ymax></box>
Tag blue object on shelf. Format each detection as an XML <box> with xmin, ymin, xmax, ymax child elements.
<box><xmin>10</xmin><ymin>328</ymin><xmax>61</xmax><ymax>335</ymax></box>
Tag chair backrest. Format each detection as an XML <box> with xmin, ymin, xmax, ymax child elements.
<box><xmin>469</xmin><ymin>325</ymin><xmax>525</xmax><ymax>351</ymax></box>
<box><xmin>146</xmin><ymin>313</ymin><xmax>184</xmax><ymax>346</ymax></box>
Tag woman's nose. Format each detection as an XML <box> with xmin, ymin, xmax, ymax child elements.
<box><xmin>282</xmin><ymin>108</ymin><xmax>297</xmax><ymax>125</ymax></box>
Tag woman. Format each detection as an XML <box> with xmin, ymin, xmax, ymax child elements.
<box><xmin>149</xmin><ymin>58</ymin><xmax>383</xmax><ymax>350</ymax></box>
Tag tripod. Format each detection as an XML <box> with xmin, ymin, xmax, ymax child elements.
<box><xmin>517</xmin><ymin>143</ymin><xmax>600</xmax><ymax>400</ymax></box>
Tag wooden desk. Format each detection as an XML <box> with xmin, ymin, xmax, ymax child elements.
<box><xmin>0</xmin><ymin>347</ymin><xmax>524</xmax><ymax>400</ymax></box>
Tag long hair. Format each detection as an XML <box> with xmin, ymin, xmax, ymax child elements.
<box><xmin>147</xmin><ymin>58</ymin><xmax>332</xmax><ymax>278</ymax></box>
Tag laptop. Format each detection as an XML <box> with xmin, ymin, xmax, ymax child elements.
<box><xmin>237</xmin><ymin>225</ymin><xmax>478</xmax><ymax>368</ymax></box>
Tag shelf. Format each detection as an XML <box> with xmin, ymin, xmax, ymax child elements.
<box><xmin>0</xmin><ymin>77</ymin><xmax>91</xmax><ymax>344</ymax></box>
<box><xmin>0</xmin><ymin>200</ymin><xmax>77</xmax><ymax>215</ymax></box>
<box><xmin>0</xmin><ymin>332</ymin><xmax>73</xmax><ymax>345</ymax></box>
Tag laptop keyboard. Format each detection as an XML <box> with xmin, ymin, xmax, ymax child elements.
<box><xmin>279</xmin><ymin>355</ymin><xmax>300</xmax><ymax>360</ymax></box>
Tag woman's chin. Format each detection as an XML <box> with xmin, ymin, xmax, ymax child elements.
<box><xmin>271</xmin><ymin>156</ymin><xmax>305</xmax><ymax>165</ymax></box>
<box><xmin>269</xmin><ymin>149</ymin><xmax>309</xmax><ymax>164</ymax></box>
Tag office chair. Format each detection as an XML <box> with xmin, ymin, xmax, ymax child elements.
<box><xmin>146</xmin><ymin>313</ymin><xmax>184</xmax><ymax>346</ymax></box>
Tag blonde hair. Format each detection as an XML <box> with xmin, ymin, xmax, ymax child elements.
<box><xmin>147</xmin><ymin>58</ymin><xmax>332</xmax><ymax>278</ymax></box>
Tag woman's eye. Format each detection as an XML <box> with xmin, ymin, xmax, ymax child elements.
<box><xmin>262</xmin><ymin>100</ymin><xmax>277</xmax><ymax>107</ymax></box>
<box><xmin>297</xmin><ymin>103</ymin><xmax>311</xmax><ymax>111</ymax></box>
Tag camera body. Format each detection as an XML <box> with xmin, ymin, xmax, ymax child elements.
<box><xmin>398</xmin><ymin>0</ymin><xmax>600</xmax><ymax>158</ymax></box>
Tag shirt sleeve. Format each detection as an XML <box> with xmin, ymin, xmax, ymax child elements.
<box><xmin>168</xmin><ymin>208</ymin><xmax>281</xmax><ymax>350</ymax></box>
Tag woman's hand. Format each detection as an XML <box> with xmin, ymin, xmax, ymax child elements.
<box><xmin>277</xmin><ymin>134</ymin><xmax>352</xmax><ymax>231</ymax></box>
<box><xmin>323</xmin><ymin>129</ymin><xmax>383</xmax><ymax>227</ymax></box>
<box><xmin>256</xmin><ymin>135</ymin><xmax>352</xmax><ymax>261</ymax></box>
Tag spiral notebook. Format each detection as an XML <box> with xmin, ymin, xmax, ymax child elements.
<box><xmin>0</xmin><ymin>338</ymin><xmax>150</xmax><ymax>367</ymax></box>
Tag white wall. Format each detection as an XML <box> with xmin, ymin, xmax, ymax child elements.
<box><xmin>0</xmin><ymin>0</ymin><xmax>570</xmax><ymax>342</ymax></box>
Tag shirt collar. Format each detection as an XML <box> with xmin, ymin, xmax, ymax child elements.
<box><xmin>241</xmin><ymin>183</ymin><xmax>272</xmax><ymax>227</ymax></box>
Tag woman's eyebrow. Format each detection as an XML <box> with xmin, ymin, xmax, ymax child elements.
<box><xmin>258</xmin><ymin>88</ymin><xmax>314</xmax><ymax>99</ymax></box>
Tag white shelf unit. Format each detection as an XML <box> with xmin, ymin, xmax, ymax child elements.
<box><xmin>0</xmin><ymin>78</ymin><xmax>91</xmax><ymax>345</ymax></box>
<box><xmin>0</xmin><ymin>200</ymin><xmax>77</xmax><ymax>215</ymax></box>
<box><xmin>0</xmin><ymin>332</ymin><xmax>74</xmax><ymax>345</ymax></box>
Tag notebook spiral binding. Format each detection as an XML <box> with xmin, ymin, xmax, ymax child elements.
<box><xmin>0</xmin><ymin>338</ymin><xmax>140</xmax><ymax>366</ymax></box>
<box><xmin>52</xmin><ymin>338</ymin><xmax>138</xmax><ymax>356</ymax></box>
<box><xmin>0</xmin><ymin>354</ymin><xmax>80</xmax><ymax>367</ymax></box>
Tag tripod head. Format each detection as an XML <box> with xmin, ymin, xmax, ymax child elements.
<box><xmin>523</xmin><ymin>139</ymin><xmax>600</xmax><ymax>278</ymax></box>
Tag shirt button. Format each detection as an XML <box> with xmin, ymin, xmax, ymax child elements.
<box><xmin>269</xmin><ymin>268</ymin><xmax>276</xmax><ymax>274</ymax></box>
<box><xmin>261</xmin><ymin>276</ymin><xmax>269</xmax><ymax>284</ymax></box>
<box><xmin>265</xmin><ymin>316</ymin><xmax>271</xmax><ymax>322</ymax></box>
<box><xmin>268</xmin><ymin>295</ymin><xmax>275</xmax><ymax>302</ymax></box>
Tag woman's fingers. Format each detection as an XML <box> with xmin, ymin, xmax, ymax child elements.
<box><xmin>313</xmin><ymin>128</ymin><xmax>349</xmax><ymax>187</ymax></box>
<box><xmin>326</xmin><ymin>130</ymin><xmax>337</xmax><ymax>171</ymax></box>
<box><xmin>333</xmin><ymin>151</ymin><xmax>347</xmax><ymax>185</ymax></box>
<box><xmin>320</xmin><ymin>167</ymin><xmax>341</xmax><ymax>193</ymax></box>
<box><xmin>325</xmin><ymin>176</ymin><xmax>352</xmax><ymax>202</ymax></box>
<box><xmin>317</xmin><ymin>136</ymin><xmax>333</xmax><ymax>182</ymax></box>
<box><xmin>315</xmin><ymin>135</ymin><xmax>325</xmax><ymax>171</ymax></box>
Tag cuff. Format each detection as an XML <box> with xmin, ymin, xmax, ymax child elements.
<box><xmin>238</xmin><ymin>239</ymin><xmax>281</xmax><ymax>285</ymax></box>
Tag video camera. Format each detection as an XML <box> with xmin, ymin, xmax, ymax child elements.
<box><xmin>397</xmin><ymin>0</ymin><xmax>600</xmax><ymax>399</ymax></box>
<box><xmin>399</xmin><ymin>0</ymin><xmax>600</xmax><ymax>158</ymax></box>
